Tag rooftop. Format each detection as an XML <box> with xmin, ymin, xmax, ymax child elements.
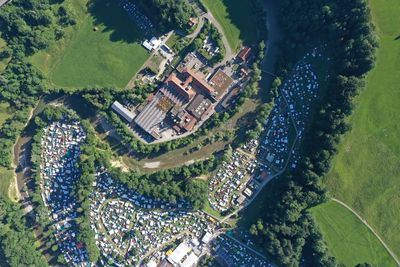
<box><xmin>111</xmin><ymin>101</ymin><xmax>135</xmax><ymax>123</ymax></box>
<box><xmin>186</xmin><ymin>94</ymin><xmax>213</xmax><ymax>120</ymax></box>
<box><xmin>209</xmin><ymin>69</ymin><xmax>234</xmax><ymax>99</ymax></box>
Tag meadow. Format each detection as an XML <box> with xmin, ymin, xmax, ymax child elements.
<box><xmin>323</xmin><ymin>0</ymin><xmax>400</xmax><ymax>259</ymax></box>
<box><xmin>0</xmin><ymin>38</ymin><xmax>11</xmax><ymax>72</ymax></box>
<box><xmin>30</xmin><ymin>0</ymin><xmax>149</xmax><ymax>89</ymax></box>
<box><xmin>0</xmin><ymin>102</ymin><xmax>13</xmax><ymax>199</ymax></box>
<box><xmin>200</xmin><ymin>0</ymin><xmax>258</xmax><ymax>52</ymax></box>
<box><xmin>0</xmin><ymin>102</ymin><xmax>11</xmax><ymax>127</ymax></box>
<box><xmin>311</xmin><ymin>201</ymin><xmax>396</xmax><ymax>267</ymax></box>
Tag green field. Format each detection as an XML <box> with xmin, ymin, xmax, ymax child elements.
<box><xmin>0</xmin><ymin>168</ymin><xmax>13</xmax><ymax>199</ymax></box>
<box><xmin>323</xmin><ymin>0</ymin><xmax>400</xmax><ymax>259</ymax></box>
<box><xmin>200</xmin><ymin>0</ymin><xmax>258</xmax><ymax>51</ymax></box>
<box><xmin>312</xmin><ymin>201</ymin><xmax>396</xmax><ymax>267</ymax></box>
<box><xmin>0</xmin><ymin>102</ymin><xmax>11</xmax><ymax>127</ymax></box>
<box><xmin>0</xmin><ymin>38</ymin><xmax>11</xmax><ymax>72</ymax></box>
<box><xmin>30</xmin><ymin>0</ymin><xmax>149</xmax><ymax>88</ymax></box>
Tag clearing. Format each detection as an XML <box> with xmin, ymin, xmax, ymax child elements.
<box><xmin>0</xmin><ymin>102</ymin><xmax>11</xmax><ymax>127</ymax></box>
<box><xmin>200</xmin><ymin>0</ymin><xmax>258</xmax><ymax>52</ymax></box>
<box><xmin>311</xmin><ymin>201</ymin><xmax>397</xmax><ymax>267</ymax></box>
<box><xmin>30</xmin><ymin>0</ymin><xmax>150</xmax><ymax>88</ymax></box>
<box><xmin>323</xmin><ymin>0</ymin><xmax>400</xmax><ymax>258</ymax></box>
<box><xmin>0</xmin><ymin>38</ymin><xmax>11</xmax><ymax>72</ymax></box>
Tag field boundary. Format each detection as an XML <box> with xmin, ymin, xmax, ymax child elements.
<box><xmin>331</xmin><ymin>198</ymin><xmax>400</xmax><ymax>266</ymax></box>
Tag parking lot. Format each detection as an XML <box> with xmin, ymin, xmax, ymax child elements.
<box><xmin>90</xmin><ymin>170</ymin><xmax>217</xmax><ymax>266</ymax></box>
<box><xmin>258</xmin><ymin>47</ymin><xmax>326</xmax><ymax>174</ymax></box>
<box><xmin>40</xmin><ymin>120</ymin><xmax>89</xmax><ymax>265</ymax></box>
<box><xmin>212</xmin><ymin>234</ymin><xmax>273</xmax><ymax>267</ymax></box>
<box><xmin>119</xmin><ymin>0</ymin><xmax>154</xmax><ymax>35</ymax></box>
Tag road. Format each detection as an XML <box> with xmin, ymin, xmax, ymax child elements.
<box><xmin>202</xmin><ymin>12</ymin><xmax>234</xmax><ymax>66</ymax></box>
<box><xmin>332</xmin><ymin>198</ymin><xmax>400</xmax><ymax>266</ymax></box>
<box><xmin>186</xmin><ymin>17</ymin><xmax>205</xmax><ymax>40</ymax></box>
<box><xmin>0</xmin><ymin>0</ymin><xmax>9</xmax><ymax>7</ymax></box>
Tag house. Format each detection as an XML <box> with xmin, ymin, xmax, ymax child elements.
<box><xmin>142</xmin><ymin>37</ymin><xmax>162</xmax><ymax>51</ymax></box>
<box><xmin>237</xmin><ymin>46</ymin><xmax>252</xmax><ymax>62</ymax></box>
<box><xmin>188</xmin><ymin>17</ymin><xmax>198</xmax><ymax>27</ymax></box>
<box><xmin>240</xmin><ymin>66</ymin><xmax>250</xmax><ymax>77</ymax></box>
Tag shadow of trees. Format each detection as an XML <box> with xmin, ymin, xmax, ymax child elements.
<box><xmin>87</xmin><ymin>0</ymin><xmax>145</xmax><ymax>44</ymax></box>
<box><xmin>219</xmin><ymin>0</ymin><xmax>259</xmax><ymax>47</ymax></box>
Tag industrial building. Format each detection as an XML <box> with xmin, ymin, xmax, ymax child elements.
<box><xmin>111</xmin><ymin>101</ymin><xmax>136</xmax><ymax>123</ymax></box>
<box><xmin>134</xmin><ymin>68</ymin><xmax>220</xmax><ymax>140</ymax></box>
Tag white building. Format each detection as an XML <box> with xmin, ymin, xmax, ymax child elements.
<box><xmin>168</xmin><ymin>242</ymin><xmax>191</xmax><ymax>265</ymax></box>
<box><xmin>111</xmin><ymin>101</ymin><xmax>135</xmax><ymax>123</ymax></box>
<box><xmin>142</xmin><ymin>37</ymin><xmax>162</xmax><ymax>51</ymax></box>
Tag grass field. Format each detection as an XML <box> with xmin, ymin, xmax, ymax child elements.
<box><xmin>0</xmin><ymin>38</ymin><xmax>11</xmax><ymax>72</ymax></box>
<box><xmin>0</xmin><ymin>168</ymin><xmax>13</xmax><ymax>199</ymax></box>
<box><xmin>0</xmin><ymin>102</ymin><xmax>11</xmax><ymax>127</ymax></box>
<box><xmin>323</xmin><ymin>0</ymin><xmax>400</xmax><ymax>259</ymax></box>
<box><xmin>30</xmin><ymin>0</ymin><xmax>149</xmax><ymax>88</ymax></box>
<box><xmin>311</xmin><ymin>201</ymin><xmax>396</xmax><ymax>267</ymax></box>
<box><xmin>200</xmin><ymin>0</ymin><xmax>258</xmax><ymax>51</ymax></box>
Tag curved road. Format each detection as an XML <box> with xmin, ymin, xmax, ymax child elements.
<box><xmin>202</xmin><ymin>12</ymin><xmax>234</xmax><ymax>64</ymax></box>
<box><xmin>332</xmin><ymin>198</ymin><xmax>400</xmax><ymax>266</ymax></box>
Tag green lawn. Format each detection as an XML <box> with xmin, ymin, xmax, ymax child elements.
<box><xmin>0</xmin><ymin>168</ymin><xmax>13</xmax><ymax>199</ymax></box>
<box><xmin>323</xmin><ymin>0</ymin><xmax>400</xmax><ymax>258</ymax></box>
<box><xmin>0</xmin><ymin>102</ymin><xmax>11</xmax><ymax>127</ymax></box>
<box><xmin>311</xmin><ymin>201</ymin><xmax>396</xmax><ymax>267</ymax></box>
<box><xmin>30</xmin><ymin>0</ymin><xmax>150</xmax><ymax>89</ymax></box>
<box><xmin>0</xmin><ymin>38</ymin><xmax>11</xmax><ymax>72</ymax></box>
<box><xmin>200</xmin><ymin>0</ymin><xmax>258</xmax><ymax>52</ymax></box>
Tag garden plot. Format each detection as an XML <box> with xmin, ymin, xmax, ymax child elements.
<box><xmin>258</xmin><ymin>48</ymin><xmax>326</xmax><ymax>174</ymax></box>
<box><xmin>40</xmin><ymin>120</ymin><xmax>89</xmax><ymax>266</ymax></box>
<box><xmin>90</xmin><ymin>171</ymin><xmax>216</xmax><ymax>265</ymax></box>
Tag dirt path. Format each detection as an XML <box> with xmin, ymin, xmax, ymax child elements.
<box><xmin>331</xmin><ymin>198</ymin><xmax>400</xmax><ymax>266</ymax></box>
<box><xmin>10</xmin><ymin>104</ymin><xmax>37</xmax><ymax>202</ymax></box>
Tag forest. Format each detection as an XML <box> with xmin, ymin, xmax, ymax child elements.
<box><xmin>137</xmin><ymin>0</ymin><xmax>196</xmax><ymax>32</ymax></box>
<box><xmin>248</xmin><ymin>0</ymin><xmax>378</xmax><ymax>266</ymax></box>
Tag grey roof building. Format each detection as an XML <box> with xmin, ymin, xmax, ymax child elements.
<box><xmin>111</xmin><ymin>101</ymin><xmax>136</xmax><ymax>123</ymax></box>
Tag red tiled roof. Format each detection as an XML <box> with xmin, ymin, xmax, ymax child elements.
<box><xmin>238</xmin><ymin>47</ymin><xmax>252</xmax><ymax>62</ymax></box>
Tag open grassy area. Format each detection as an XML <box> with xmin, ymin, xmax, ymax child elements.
<box><xmin>0</xmin><ymin>168</ymin><xmax>13</xmax><ymax>199</ymax></box>
<box><xmin>0</xmin><ymin>38</ymin><xmax>11</xmax><ymax>72</ymax></box>
<box><xmin>323</xmin><ymin>0</ymin><xmax>400</xmax><ymax>258</ymax></box>
<box><xmin>30</xmin><ymin>0</ymin><xmax>150</xmax><ymax>89</ymax></box>
<box><xmin>0</xmin><ymin>102</ymin><xmax>11</xmax><ymax>128</ymax></box>
<box><xmin>200</xmin><ymin>0</ymin><xmax>258</xmax><ymax>51</ymax></box>
<box><xmin>311</xmin><ymin>201</ymin><xmax>397</xmax><ymax>267</ymax></box>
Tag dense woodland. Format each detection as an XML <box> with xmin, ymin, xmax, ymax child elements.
<box><xmin>137</xmin><ymin>0</ymin><xmax>196</xmax><ymax>32</ymax></box>
<box><xmin>0</xmin><ymin>196</ymin><xmax>48</xmax><ymax>266</ymax></box>
<box><xmin>249</xmin><ymin>0</ymin><xmax>378</xmax><ymax>266</ymax></box>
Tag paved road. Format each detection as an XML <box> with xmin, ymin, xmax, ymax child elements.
<box><xmin>0</xmin><ymin>0</ymin><xmax>9</xmax><ymax>7</ymax></box>
<box><xmin>186</xmin><ymin>17</ymin><xmax>205</xmax><ymax>40</ymax></box>
<box><xmin>332</xmin><ymin>198</ymin><xmax>400</xmax><ymax>266</ymax></box>
<box><xmin>203</xmin><ymin>12</ymin><xmax>234</xmax><ymax>65</ymax></box>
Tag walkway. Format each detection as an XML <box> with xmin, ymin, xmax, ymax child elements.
<box><xmin>332</xmin><ymin>198</ymin><xmax>400</xmax><ymax>266</ymax></box>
